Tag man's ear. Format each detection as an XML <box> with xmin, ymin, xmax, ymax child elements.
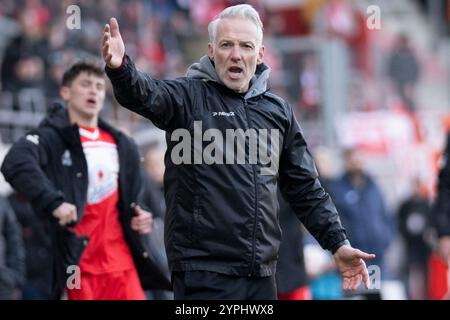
<box><xmin>60</xmin><ymin>86</ymin><xmax>70</xmax><ymax>101</ymax></box>
<box><xmin>257</xmin><ymin>45</ymin><xmax>265</xmax><ymax>65</ymax></box>
<box><xmin>208</xmin><ymin>43</ymin><xmax>214</xmax><ymax>60</ymax></box>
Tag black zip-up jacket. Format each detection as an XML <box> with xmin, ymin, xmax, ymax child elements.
<box><xmin>1</xmin><ymin>104</ymin><xmax>171</xmax><ymax>298</ymax></box>
<box><xmin>106</xmin><ymin>55</ymin><xmax>348</xmax><ymax>277</ymax></box>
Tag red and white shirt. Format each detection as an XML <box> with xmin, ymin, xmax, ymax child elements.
<box><xmin>71</xmin><ymin>126</ymin><xmax>135</xmax><ymax>274</ymax></box>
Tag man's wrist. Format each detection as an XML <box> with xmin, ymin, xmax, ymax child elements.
<box><xmin>331</xmin><ymin>239</ymin><xmax>351</xmax><ymax>254</ymax></box>
<box><xmin>105</xmin><ymin>54</ymin><xmax>127</xmax><ymax>75</ymax></box>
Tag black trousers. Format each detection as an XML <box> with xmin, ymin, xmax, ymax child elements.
<box><xmin>172</xmin><ymin>270</ymin><xmax>277</xmax><ymax>300</ymax></box>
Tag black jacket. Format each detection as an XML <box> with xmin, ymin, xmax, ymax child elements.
<box><xmin>433</xmin><ymin>133</ymin><xmax>450</xmax><ymax>237</ymax></box>
<box><xmin>1</xmin><ymin>105</ymin><xmax>171</xmax><ymax>298</ymax></box>
<box><xmin>106</xmin><ymin>55</ymin><xmax>348</xmax><ymax>277</ymax></box>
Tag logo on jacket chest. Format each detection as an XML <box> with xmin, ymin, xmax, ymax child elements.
<box><xmin>212</xmin><ymin>111</ymin><xmax>235</xmax><ymax>117</ymax></box>
<box><xmin>61</xmin><ymin>150</ymin><xmax>72</xmax><ymax>167</ymax></box>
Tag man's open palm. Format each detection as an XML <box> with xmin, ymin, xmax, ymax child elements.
<box><xmin>103</xmin><ymin>17</ymin><xmax>125</xmax><ymax>69</ymax></box>
<box><xmin>334</xmin><ymin>245</ymin><xmax>376</xmax><ymax>291</ymax></box>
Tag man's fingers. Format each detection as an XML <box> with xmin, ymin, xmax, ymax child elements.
<box><xmin>70</xmin><ymin>210</ymin><xmax>77</xmax><ymax>223</ymax></box>
<box><xmin>103</xmin><ymin>30</ymin><xmax>110</xmax><ymax>45</ymax></box>
<box><xmin>355</xmin><ymin>249</ymin><xmax>376</xmax><ymax>260</ymax></box>
<box><xmin>103</xmin><ymin>25</ymin><xmax>110</xmax><ymax>39</ymax></box>
<box><xmin>343</xmin><ymin>277</ymin><xmax>350</xmax><ymax>290</ymax></box>
<box><xmin>134</xmin><ymin>205</ymin><xmax>143</xmax><ymax>215</ymax></box>
<box><xmin>362</xmin><ymin>265</ymin><xmax>371</xmax><ymax>289</ymax></box>
<box><xmin>353</xmin><ymin>275</ymin><xmax>362</xmax><ymax>290</ymax></box>
<box><xmin>110</xmin><ymin>17</ymin><xmax>120</xmax><ymax>37</ymax></box>
<box><xmin>348</xmin><ymin>276</ymin><xmax>355</xmax><ymax>291</ymax></box>
<box><xmin>135</xmin><ymin>205</ymin><xmax>153</xmax><ymax>218</ymax></box>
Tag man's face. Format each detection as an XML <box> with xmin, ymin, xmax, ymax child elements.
<box><xmin>208</xmin><ymin>17</ymin><xmax>264</xmax><ymax>93</ymax></box>
<box><xmin>60</xmin><ymin>72</ymin><xmax>106</xmax><ymax>121</ymax></box>
<box><xmin>345</xmin><ymin>150</ymin><xmax>364</xmax><ymax>175</ymax></box>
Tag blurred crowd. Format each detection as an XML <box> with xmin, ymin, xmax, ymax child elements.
<box><xmin>1</xmin><ymin>0</ymin><xmax>450</xmax><ymax>300</ymax></box>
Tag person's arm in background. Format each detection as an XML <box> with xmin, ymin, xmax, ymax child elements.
<box><xmin>1</xmin><ymin>132</ymin><xmax>77</xmax><ymax>226</ymax></box>
<box><xmin>432</xmin><ymin>134</ymin><xmax>450</xmax><ymax>262</ymax></box>
<box><xmin>102</xmin><ymin>18</ymin><xmax>193</xmax><ymax>131</ymax></box>
<box><xmin>1</xmin><ymin>130</ymin><xmax>77</xmax><ymax>225</ymax></box>
<box><xmin>278</xmin><ymin>106</ymin><xmax>375</xmax><ymax>290</ymax></box>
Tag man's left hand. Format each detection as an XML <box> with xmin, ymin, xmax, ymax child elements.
<box><xmin>131</xmin><ymin>205</ymin><xmax>153</xmax><ymax>234</ymax></box>
<box><xmin>333</xmin><ymin>245</ymin><xmax>376</xmax><ymax>291</ymax></box>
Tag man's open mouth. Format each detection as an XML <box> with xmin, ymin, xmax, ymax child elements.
<box><xmin>228</xmin><ymin>66</ymin><xmax>243</xmax><ymax>79</ymax></box>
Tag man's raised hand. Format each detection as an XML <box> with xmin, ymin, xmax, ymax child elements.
<box><xmin>103</xmin><ymin>17</ymin><xmax>125</xmax><ymax>69</ymax></box>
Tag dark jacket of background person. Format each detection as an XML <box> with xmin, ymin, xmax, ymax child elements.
<box><xmin>139</xmin><ymin>168</ymin><xmax>173</xmax><ymax>300</ymax></box>
<box><xmin>387</xmin><ymin>36</ymin><xmax>420</xmax><ymax>89</ymax></box>
<box><xmin>1</xmin><ymin>104</ymin><xmax>171</xmax><ymax>299</ymax></box>
<box><xmin>328</xmin><ymin>173</ymin><xmax>393</xmax><ymax>270</ymax></box>
<box><xmin>432</xmin><ymin>133</ymin><xmax>450</xmax><ymax>237</ymax></box>
<box><xmin>106</xmin><ymin>55</ymin><xmax>348</xmax><ymax>278</ymax></box>
<box><xmin>8</xmin><ymin>192</ymin><xmax>53</xmax><ymax>299</ymax></box>
<box><xmin>398</xmin><ymin>190</ymin><xmax>431</xmax><ymax>266</ymax></box>
<box><xmin>275</xmin><ymin>192</ymin><xmax>309</xmax><ymax>295</ymax></box>
<box><xmin>397</xmin><ymin>185</ymin><xmax>431</xmax><ymax>300</ymax></box>
<box><xmin>0</xmin><ymin>195</ymin><xmax>25</xmax><ymax>299</ymax></box>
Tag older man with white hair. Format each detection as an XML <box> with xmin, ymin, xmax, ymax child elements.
<box><xmin>103</xmin><ymin>4</ymin><xmax>375</xmax><ymax>299</ymax></box>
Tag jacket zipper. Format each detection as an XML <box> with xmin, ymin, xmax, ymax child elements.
<box><xmin>243</xmin><ymin>98</ymin><xmax>259</xmax><ymax>276</ymax></box>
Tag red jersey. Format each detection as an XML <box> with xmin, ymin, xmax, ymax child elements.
<box><xmin>71</xmin><ymin>126</ymin><xmax>135</xmax><ymax>274</ymax></box>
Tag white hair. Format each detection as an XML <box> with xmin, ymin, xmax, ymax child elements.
<box><xmin>208</xmin><ymin>4</ymin><xmax>264</xmax><ymax>47</ymax></box>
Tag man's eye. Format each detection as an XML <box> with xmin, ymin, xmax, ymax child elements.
<box><xmin>221</xmin><ymin>43</ymin><xmax>230</xmax><ymax>48</ymax></box>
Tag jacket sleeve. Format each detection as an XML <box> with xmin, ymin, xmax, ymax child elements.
<box><xmin>1</xmin><ymin>131</ymin><xmax>65</xmax><ymax>218</ymax></box>
<box><xmin>105</xmin><ymin>55</ymin><xmax>193</xmax><ymax>131</ymax></box>
<box><xmin>0</xmin><ymin>197</ymin><xmax>26</xmax><ymax>289</ymax></box>
<box><xmin>432</xmin><ymin>133</ymin><xmax>450</xmax><ymax>237</ymax></box>
<box><xmin>278</xmin><ymin>107</ymin><xmax>348</xmax><ymax>253</ymax></box>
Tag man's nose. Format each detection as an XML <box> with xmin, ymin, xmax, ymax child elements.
<box><xmin>89</xmin><ymin>85</ymin><xmax>99</xmax><ymax>96</ymax></box>
<box><xmin>230</xmin><ymin>46</ymin><xmax>241</xmax><ymax>61</ymax></box>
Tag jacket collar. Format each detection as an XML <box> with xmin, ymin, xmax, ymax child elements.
<box><xmin>39</xmin><ymin>103</ymin><xmax>122</xmax><ymax>145</ymax></box>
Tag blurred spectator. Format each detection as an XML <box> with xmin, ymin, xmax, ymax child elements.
<box><xmin>387</xmin><ymin>34</ymin><xmax>421</xmax><ymax>113</ymax></box>
<box><xmin>312</xmin><ymin>0</ymin><xmax>370</xmax><ymax>75</ymax></box>
<box><xmin>140</xmin><ymin>145</ymin><xmax>172</xmax><ymax>300</ymax></box>
<box><xmin>8</xmin><ymin>192</ymin><xmax>52</xmax><ymax>299</ymax></box>
<box><xmin>328</xmin><ymin>148</ymin><xmax>394</xmax><ymax>282</ymax></box>
<box><xmin>397</xmin><ymin>178</ymin><xmax>432</xmax><ymax>300</ymax></box>
<box><xmin>143</xmin><ymin>146</ymin><xmax>165</xmax><ymax>188</ymax></box>
<box><xmin>297</xmin><ymin>53</ymin><xmax>321</xmax><ymax>120</ymax></box>
<box><xmin>0</xmin><ymin>194</ymin><xmax>25</xmax><ymax>299</ymax></box>
<box><xmin>1</xmin><ymin>3</ymin><xmax>50</xmax><ymax>92</ymax></box>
